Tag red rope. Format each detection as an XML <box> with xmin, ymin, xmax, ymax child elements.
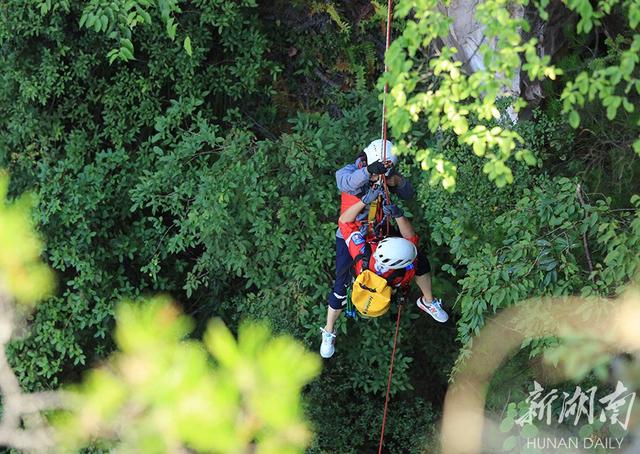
<box><xmin>380</xmin><ymin>0</ymin><xmax>393</xmax><ymax>145</ymax></box>
<box><xmin>380</xmin><ymin>0</ymin><xmax>394</xmax><ymax>237</ymax></box>
<box><xmin>369</xmin><ymin>3</ymin><xmax>399</xmax><ymax>450</ymax></box>
<box><xmin>377</xmin><ymin>5</ymin><xmax>397</xmax><ymax>449</ymax></box>
<box><xmin>377</xmin><ymin>303</ymin><xmax>402</xmax><ymax>454</ymax></box>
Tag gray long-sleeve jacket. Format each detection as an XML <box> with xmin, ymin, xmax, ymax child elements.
<box><xmin>335</xmin><ymin>159</ymin><xmax>415</xmax><ymax>238</ymax></box>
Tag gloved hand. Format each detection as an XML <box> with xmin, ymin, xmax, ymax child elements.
<box><xmin>367</xmin><ymin>160</ymin><xmax>387</xmax><ymax>175</ymax></box>
<box><xmin>383</xmin><ymin>203</ymin><xmax>404</xmax><ymax>218</ymax></box>
<box><xmin>361</xmin><ymin>186</ymin><xmax>383</xmax><ymax>205</ymax></box>
<box><xmin>385</xmin><ymin>164</ymin><xmax>397</xmax><ymax>177</ymax></box>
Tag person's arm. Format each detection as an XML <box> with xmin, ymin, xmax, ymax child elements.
<box><xmin>339</xmin><ymin>199</ymin><xmax>366</xmax><ymax>224</ymax></box>
<box><xmin>395</xmin><ymin>216</ymin><xmax>417</xmax><ymax>240</ymax></box>
<box><xmin>338</xmin><ymin>200</ymin><xmax>368</xmax><ymax>259</ymax></box>
<box><xmin>336</xmin><ymin>160</ymin><xmax>391</xmax><ymax>193</ymax></box>
<box><xmin>388</xmin><ymin>174</ymin><xmax>415</xmax><ymax>200</ymax></box>
<box><xmin>383</xmin><ymin>203</ymin><xmax>417</xmax><ymax>240</ymax></box>
<box><xmin>336</xmin><ymin>164</ymin><xmax>369</xmax><ymax>193</ymax></box>
<box><xmin>338</xmin><ymin>187</ymin><xmax>382</xmax><ymax>248</ymax></box>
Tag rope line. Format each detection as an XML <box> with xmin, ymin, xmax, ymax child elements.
<box><xmin>377</xmin><ymin>302</ymin><xmax>402</xmax><ymax>454</ymax></box>
<box><xmin>379</xmin><ymin>0</ymin><xmax>394</xmax><ymax>237</ymax></box>
<box><xmin>377</xmin><ymin>2</ymin><xmax>397</xmax><ymax>452</ymax></box>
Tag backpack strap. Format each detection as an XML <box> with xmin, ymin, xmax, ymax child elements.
<box><xmin>385</xmin><ymin>267</ymin><xmax>409</xmax><ymax>287</ymax></box>
<box><xmin>337</xmin><ymin>242</ymin><xmax>372</xmax><ymax>280</ymax></box>
<box><xmin>352</xmin><ymin>242</ymin><xmax>372</xmax><ymax>275</ymax></box>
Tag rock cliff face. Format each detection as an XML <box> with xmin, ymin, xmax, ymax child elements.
<box><xmin>438</xmin><ymin>0</ymin><xmax>574</xmax><ymax>119</ymax></box>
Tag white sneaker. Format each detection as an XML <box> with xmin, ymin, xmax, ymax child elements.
<box><xmin>417</xmin><ymin>297</ymin><xmax>449</xmax><ymax>323</ymax></box>
<box><xmin>320</xmin><ymin>328</ymin><xmax>336</xmax><ymax>358</ymax></box>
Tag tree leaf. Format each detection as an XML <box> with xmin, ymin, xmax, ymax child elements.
<box><xmin>569</xmin><ymin>110</ymin><xmax>580</xmax><ymax>128</ymax></box>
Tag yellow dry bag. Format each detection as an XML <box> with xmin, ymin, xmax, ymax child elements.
<box><xmin>351</xmin><ymin>269</ymin><xmax>392</xmax><ymax>318</ymax></box>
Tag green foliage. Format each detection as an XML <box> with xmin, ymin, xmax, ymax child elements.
<box><xmin>560</xmin><ymin>9</ymin><xmax>640</xmax><ymax>155</ymax></box>
<box><xmin>310</xmin><ymin>2</ymin><xmax>351</xmax><ymax>33</ymax></box>
<box><xmin>381</xmin><ymin>0</ymin><xmax>640</xmax><ymax>190</ymax></box>
<box><xmin>341</xmin><ymin>312</ymin><xmax>414</xmax><ymax>395</ymax></box>
<box><xmin>0</xmin><ymin>0</ymin><xmax>281</xmax><ymax>390</ymax></box>
<box><xmin>1</xmin><ymin>1</ymin><xmax>639</xmax><ymax>452</ymax></box>
<box><xmin>76</xmin><ymin>0</ymin><xmax>215</xmax><ymax>63</ymax></box>
<box><xmin>263</xmin><ymin>0</ymin><xmax>392</xmax><ymax>112</ymax></box>
<box><xmin>382</xmin><ymin>0</ymin><xmax>559</xmax><ymax>190</ymax></box>
<box><xmin>0</xmin><ymin>172</ymin><xmax>54</xmax><ymax>304</ymax></box>
<box><xmin>305</xmin><ymin>368</ymin><xmax>439</xmax><ymax>454</ymax></box>
<box><xmin>55</xmin><ymin>297</ymin><xmax>320</xmax><ymax>452</ymax></box>
<box><xmin>412</xmin><ymin>111</ymin><xmax>639</xmax><ymax>375</ymax></box>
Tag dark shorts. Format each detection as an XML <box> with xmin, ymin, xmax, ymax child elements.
<box><xmin>328</xmin><ymin>237</ymin><xmax>353</xmax><ymax>310</ymax></box>
<box><xmin>416</xmin><ymin>249</ymin><xmax>431</xmax><ymax>275</ymax></box>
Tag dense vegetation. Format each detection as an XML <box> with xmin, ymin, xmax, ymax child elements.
<box><xmin>1</xmin><ymin>0</ymin><xmax>639</xmax><ymax>452</ymax></box>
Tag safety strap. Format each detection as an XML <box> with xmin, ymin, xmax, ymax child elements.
<box><xmin>352</xmin><ymin>243</ymin><xmax>372</xmax><ymax>274</ymax></box>
<box><xmin>345</xmin><ymin>285</ymin><xmax>356</xmax><ymax>318</ymax></box>
<box><xmin>335</xmin><ymin>239</ymin><xmax>369</xmax><ymax>279</ymax></box>
<box><xmin>367</xmin><ymin>196</ymin><xmax>379</xmax><ymax>237</ymax></box>
<box><xmin>385</xmin><ymin>267</ymin><xmax>408</xmax><ymax>287</ymax></box>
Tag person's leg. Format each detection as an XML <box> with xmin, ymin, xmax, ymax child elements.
<box><xmin>321</xmin><ymin>237</ymin><xmax>352</xmax><ymax>357</ymax></box>
<box><xmin>415</xmin><ymin>272</ymin><xmax>434</xmax><ymax>302</ymax></box>
<box><xmin>415</xmin><ymin>248</ymin><xmax>433</xmax><ymax>301</ymax></box>
<box><xmin>324</xmin><ymin>306</ymin><xmax>343</xmax><ymax>333</ymax></box>
<box><xmin>326</xmin><ymin>236</ymin><xmax>352</xmax><ymax>320</ymax></box>
<box><xmin>415</xmin><ymin>248</ymin><xmax>448</xmax><ymax>322</ymax></box>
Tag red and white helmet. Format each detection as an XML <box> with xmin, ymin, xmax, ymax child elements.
<box><xmin>373</xmin><ymin>237</ymin><xmax>417</xmax><ymax>269</ymax></box>
<box><xmin>364</xmin><ymin>139</ymin><xmax>397</xmax><ymax>166</ymax></box>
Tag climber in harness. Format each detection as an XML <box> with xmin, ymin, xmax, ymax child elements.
<box><xmin>320</xmin><ymin>184</ymin><xmax>449</xmax><ymax>359</ymax></box>
<box><xmin>335</xmin><ymin>139</ymin><xmax>415</xmax><ymax>220</ymax></box>
<box><xmin>327</xmin><ymin>139</ymin><xmax>414</xmax><ymax>315</ymax></box>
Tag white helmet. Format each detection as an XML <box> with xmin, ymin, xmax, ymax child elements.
<box><xmin>364</xmin><ymin>139</ymin><xmax>397</xmax><ymax>166</ymax></box>
<box><xmin>373</xmin><ymin>237</ymin><xmax>417</xmax><ymax>269</ymax></box>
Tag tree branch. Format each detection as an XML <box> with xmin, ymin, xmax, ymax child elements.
<box><xmin>0</xmin><ymin>292</ymin><xmax>67</xmax><ymax>452</ymax></box>
<box><xmin>576</xmin><ymin>183</ymin><xmax>594</xmax><ymax>276</ymax></box>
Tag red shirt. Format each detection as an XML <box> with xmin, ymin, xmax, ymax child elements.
<box><xmin>340</xmin><ymin>192</ymin><xmax>362</xmax><ymax>214</ymax></box>
<box><xmin>338</xmin><ymin>219</ymin><xmax>418</xmax><ymax>287</ymax></box>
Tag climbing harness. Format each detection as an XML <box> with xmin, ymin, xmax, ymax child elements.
<box><xmin>367</xmin><ymin>197</ymin><xmax>380</xmax><ymax>237</ymax></box>
<box><xmin>373</xmin><ymin>211</ymin><xmax>389</xmax><ymax>239</ymax></box>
